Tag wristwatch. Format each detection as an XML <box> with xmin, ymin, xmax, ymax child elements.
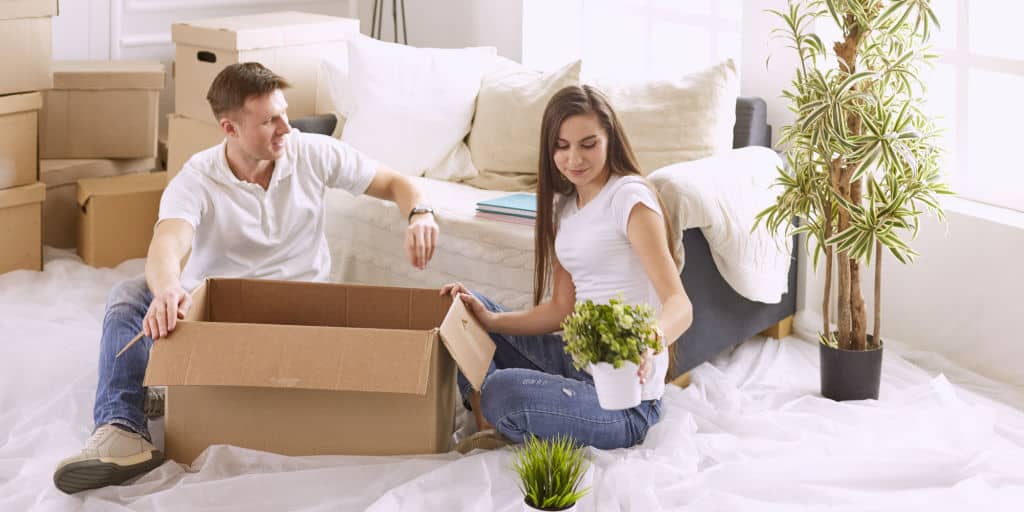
<box><xmin>407</xmin><ymin>205</ymin><xmax>435</xmax><ymax>223</ymax></box>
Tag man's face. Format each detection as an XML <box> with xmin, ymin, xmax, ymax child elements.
<box><xmin>224</xmin><ymin>89</ymin><xmax>291</xmax><ymax>161</ymax></box>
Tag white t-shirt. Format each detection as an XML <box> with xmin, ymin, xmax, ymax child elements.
<box><xmin>555</xmin><ymin>174</ymin><xmax>670</xmax><ymax>398</ymax></box>
<box><xmin>159</xmin><ymin>129</ymin><xmax>377</xmax><ymax>291</ymax></box>
<box><xmin>555</xmin><ymin>174</ymin><xmax>663</xmax><ymax>312</ymax></box>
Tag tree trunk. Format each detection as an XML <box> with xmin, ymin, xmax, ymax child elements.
<box><xmin>873</xmin><ymin>239</ymin><xmax>881</xmax><ymax>348</ymax></box>
<box><xmin>833</xmin><ymin>160</ymin><xmax>852</xmax><ymax>349</ymax></box>
<box><xmin>849</xmin><ymin>176</ymin><xmax>867</xmax><ymax>350</ymax></box>
<box><xmin>823</xmin><ymin>200</ymin><xmax>833</xmax><ymax>339</ymax></box>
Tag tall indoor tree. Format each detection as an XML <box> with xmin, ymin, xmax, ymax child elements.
<box><xmin>757</xmin><ymin>0</ymin><xmax>953</xmax><ymax>355</ymax></box>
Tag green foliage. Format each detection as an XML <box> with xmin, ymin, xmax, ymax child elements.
<box><xmin>512</xmin><ymin>435</ymin><xmax>590</xmax><ymax>511</ymax></box>
<box><xmin>561</xmin><ymin>295</ymin><xmax>662</xmax><ymax>370</ymax></box>
<box><xmin>756</xmin><ymin>0</ymin><xmax>951</xmax><ymax>270</ymax></box>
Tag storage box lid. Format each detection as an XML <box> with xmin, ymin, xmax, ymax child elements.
<box><xmin>171</xmin><ymin>11</ymin><xmax>358</xmax><ymax>51</ymax></box>
<box><xmin>1</xmin><ymin>0</ymin><xmax>58</xmax><ymax>21</ymax></box>
<box><xmin>52</xmin><ymin>61</ymin><xmax>166</xmax><ymax>90</ymax></box>
<box><xmin>41</xmin><ymin>158</ymin><xmax>157</xmax><ymax>188</ymax></box>
<box><xmin>0</xmin><ymin>182</ymin><xmax>45</xmax><ymax>209</ymax></box>
<box><xmin>76</xmin><ymin>172</ymin><xmax>167</xmax><ymax>207</ymax></box>
<box><xmin>143</xmin><ymin>278</ymin><xmax>496</xmax><ymax>394</ymax></box>
<box><xmin>0</xmin><ymin>91</ymin><xmax>42</xmax><ymax>116</ymax></box>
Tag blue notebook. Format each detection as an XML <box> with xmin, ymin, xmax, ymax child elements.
<box><xmin>476</xmin><ymin>193</ymin><xmax>537</xmax><ymax>213</ymax></box>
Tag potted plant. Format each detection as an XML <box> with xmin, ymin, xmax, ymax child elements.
<box><xmin>757</xmin><ymin>0</ymin><xmax>953</xmax><ymax>400</ymax></box>
<box><xmin>561</xmin><ymin>296</ymin><xmax>664</xmax><ymax>409</ymax></box>
<box><xmin>512</xmin><ymin>434</ymin><xmax>590</xmax><ymax>512</ymax></box>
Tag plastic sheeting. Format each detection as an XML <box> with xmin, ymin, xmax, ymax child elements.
<box><xmin>1</xmin><ymin>249</ymin><xmax>1023</xmax><ymax>511</ymax></box>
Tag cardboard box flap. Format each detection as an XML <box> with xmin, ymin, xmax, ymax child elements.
<box><xmin>171</xmin><ymin>11</ymin><xmax>354</xmax><ymax>51</ymax></box>
<box><xmin>52</xmin><ymin>61</ymin><xmax>165</xmax><ymax>90</ymax></box>
<box><xmin>1</xmin><ymin>0</ymin><xmax>58</xmax><ymax>20</ymax></box>
<box><xmin>0</xmin><ymin>91</ymin><xmax>42</xmax><ymax>115</ymax></box>
<box><xmin>41</xmin><ymin>158</ymin><xmax>157</xmax><ymax>188</ymax></box>
<box><xmin>76</xmin><ymin>172</ymin><xmax>167</xmax><ymax>207</ymax></box>
<box><xmin>438</xmin><ymin>299</ymin><xmax>496</xmax><ymax>391</ymax></box>
<box><xmin>143</xmin><ymin>322</ymin><xmax>435</xmax><ymax>395</ymax></box>
<box><xmin>0</xmin><ymin>182</ymin><xmax>45</xmax><ymax>209</ymax></box>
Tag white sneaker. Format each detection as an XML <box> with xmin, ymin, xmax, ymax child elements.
<box><xmin>53</xmin><ymin>424</ymin><xmax>164</xmax><ymax>494</ymax></box>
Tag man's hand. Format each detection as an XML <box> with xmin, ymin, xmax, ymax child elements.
<box><xmin>143</xmin><ymin>284</ymin><xmax>192</xmax><ymax>340</ymax></box>
<box><xmin>407</xmin><ymin>213</ymin><xmax>439</xmax><ymax>270</ymax></box>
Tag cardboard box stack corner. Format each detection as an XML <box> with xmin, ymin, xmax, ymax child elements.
<box><xmin>166</xmin><ymin>11</ymin><xmax>360</xmax><ymax>181</ymax></box>
<box><xmin>0</xmin><ymin>0</ymin><xmax>57</xmax><ymax>274</ymax></box>
<box><xmin>143</xmin><ymin>279</ymin><xmax>497</xmax><ymax>463</ymax></box>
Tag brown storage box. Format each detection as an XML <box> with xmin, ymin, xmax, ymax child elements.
<box><xmin>144</xmin><ymin>278</ymin><xmax>495</xmax><ymax>464</ymax></box>
<box><xmin>40</xmin><ymin>158</ymin><xmax>156</xmax><ymax>248</ymax></box>
<box><xmin>172</xmin><ymin>11</ymin><xmax>359</xmax><ymax>125</ymax></box>
<box><xmin>0</xmin><ymin>182</ymin><xmax>45</xmax><ymax>273</ymax></box>
<box><xmin>77</xmin><ymin>172</ymin><xmax>166</xmax><ymax>267</ymax></box>
<box><xmin>0</xmin><ymin>92</ymin><xmax>42</xmax><ymax>190</ymax></box>
<box><xmin>0</xmin><ymin>1</ymin><xmax>56</xmax><ymax>95</ymax></box>
<box><xmin>41</xmin><ymin>61</ymin><xmax>165</xmax><ymax>159</ymax></box>
<box><xmin>167</xmin><ymin>114</ymin><xmax>222</xmax><ymax>181</ymax></box>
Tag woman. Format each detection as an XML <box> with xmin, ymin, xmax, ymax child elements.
<box><xmin>444</xmin><ymin>85</ymin><xmax>692</xmax><ymax>452</ymax></box>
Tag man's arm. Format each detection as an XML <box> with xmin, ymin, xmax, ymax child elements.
<box><xmin>363</xmin><ymin>166</ymin><xmax>440</xmax><ymax>270</ymax></box>
<box><xmin>142</xmin><ymin>219</ymin><xmax>195</xmax><ymax>340</ymax></box>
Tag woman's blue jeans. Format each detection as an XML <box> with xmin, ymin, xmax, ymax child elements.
<box><xmin>457</xmin><ymin>293</ymin><xmax>662</xmax><ymax>449</ymax></box>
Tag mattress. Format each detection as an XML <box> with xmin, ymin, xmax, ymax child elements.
<box><xmin>324</xmin><ymin>177</ymin><xmax>537</xmax><ymax>310</ymax></box>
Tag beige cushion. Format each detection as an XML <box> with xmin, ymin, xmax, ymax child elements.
<box><xmin>593</xmin><ymin>59</ymin><xmax>739</xmax><ymax>174</ymax></box>
<box><xmin>466</xmin><ymin>59</ymin><xmax>582</xmax><ymax>190</ymax></box>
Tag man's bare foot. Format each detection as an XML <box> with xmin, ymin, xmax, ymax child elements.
<box><xmin>469</xmin><ymin>391</ymin><xmax>494</xmax><ymax>431</ymax></box>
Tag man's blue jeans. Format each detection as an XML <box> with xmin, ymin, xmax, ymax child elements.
<box><xmin>93</xmin><ymin>276</ymin><xmax>155</xmax><ymax>440</ymax></box>
<box><xmin>457</xmin><ymin>293</ymin><xmax>662</xmax><ymax>450</ymax></box>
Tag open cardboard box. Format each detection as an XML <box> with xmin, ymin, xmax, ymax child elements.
<box><xmin>143</xmin><ymin>278</ymin><xmax>495</xmax><ymax>463</ymax></box>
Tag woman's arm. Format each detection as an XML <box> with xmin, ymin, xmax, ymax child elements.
<box><xmin>442</xmin><ymin>259</ymin><xmax>577</xmax><ymax>336</ymax></box>
<box><xmin>627</xmin><ymin>203</ymin><xmax>693</xmax><ymax>345</ymax></box>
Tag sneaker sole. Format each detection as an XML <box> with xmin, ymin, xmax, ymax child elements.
<box><xmin>53</xmin><ymin>451</ymin><xmax>165</xmax><ymax>494</ymax></box>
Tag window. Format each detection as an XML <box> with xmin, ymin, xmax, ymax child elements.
<box><xmin>521</xmin><ymin>0</ymin><xmax>741</xmax><ymax>81</ymax></box>
<box><xmin>921</xmin><ymin>0</ymin><xmax>1024</xmax><ymax>212</ymax></box>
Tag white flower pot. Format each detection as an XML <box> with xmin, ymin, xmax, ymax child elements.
<box><xmin>641</xmin><ymin>350</ymin><xmax>669</xmax><ymax>400</ymax></box>
<box><xmin>589</xmin><ymin>361</ymin><xmax>641</xmax><ymax>410</ymax></box>
<box><xmin>523</xmin><ymin>498</ymin><xmax>578</xmax><ymax>511</ymax></box>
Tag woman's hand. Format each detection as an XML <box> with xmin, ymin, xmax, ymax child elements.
<box><xmin>637</xmin><ymin>348</ymin><xmax>656</xmax><ymax>384</ymax></box>
<box><xmin>440</xmin><ymin>282</ymin><xmax>499</xmax><ymax>331</ymax></box>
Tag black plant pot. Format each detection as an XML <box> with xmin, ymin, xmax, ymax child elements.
<box><xmin>819</xmin><ymin>334</ymin><xmax>883</xmax><ymax>401</ymax></box>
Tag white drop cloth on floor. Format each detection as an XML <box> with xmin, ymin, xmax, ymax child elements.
<box><xmin>1</xmin><ymin>249</ymin><xmax>1022</xmax><ymax>511</ymax></box>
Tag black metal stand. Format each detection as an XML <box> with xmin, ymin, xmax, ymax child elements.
<box><xmin>370</xmin><ymin>0</ymin><xmax>408</xmax><ymax>44</ymax></box>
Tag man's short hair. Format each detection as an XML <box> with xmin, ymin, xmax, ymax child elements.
<box><xmin>206</xmin><ymin>62</ymin><xmax>291</xmax><ymax>120</ymax></box>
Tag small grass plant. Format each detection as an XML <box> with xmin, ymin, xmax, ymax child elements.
<box><xmin>512</xmin><ymin>435</ymin><xmax>590</xmax><ymax>511</ymax></box>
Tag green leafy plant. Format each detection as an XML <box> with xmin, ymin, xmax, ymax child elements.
<box><xmin>756</xmin><ymin>0</ymin><xmax>952</xmax><ymax>351</ymax></box>
<box><xmin>561</xmin><ymin>295</ymin><xmax>662</xmax><ymax>369</ymax></box>
<box><xmin>512</xmin><ymin>435</ymin><xmax>590</xmax><ymax>511</ymax></box>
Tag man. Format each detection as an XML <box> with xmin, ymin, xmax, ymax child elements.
<box><xmin>52</xmin><ymin>62</ymin><xmax>439</xmax><ymax>494</ymax></box>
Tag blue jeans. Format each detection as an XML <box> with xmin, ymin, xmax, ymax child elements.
<box><xmin>457</xmin><ymin>293</ymin><xmax>662</xmax><ymax>450</ymax></box>
<box><xmin>93</xmin><ymin>276</ymin><xmax>155</xmax><ymax>440</ymax></box>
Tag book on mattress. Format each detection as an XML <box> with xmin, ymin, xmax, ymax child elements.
<box><xmin>476</xmin><ymin>193</ymin><xmax>536</xmax><ymax>219</ymax></box>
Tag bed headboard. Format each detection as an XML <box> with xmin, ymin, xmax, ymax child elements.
<box><xmin>734</xmin><ymin>97</ymin><xmax>772</xmax><ymax>149</ymax></box>
<box><xmin>290</xmin><ymin>97</ymin><xmax>774</xmax><ymax>151</ymax></box>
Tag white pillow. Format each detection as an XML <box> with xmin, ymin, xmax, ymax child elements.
<box><xmin>339</xmin><ymin>36</ymin><xmax>496</xmax><ymax>178</ymax></box>
<box><xmin>467</xmin><ymin>59</ymin><xmax>582</xmax><ymax>179</ymax></box>
<box><xmin>592</xmin><ymin>59</ymin><xmax>739</xmax><ymax>174</ymax></box>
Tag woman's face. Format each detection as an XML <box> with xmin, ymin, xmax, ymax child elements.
<box><xmin>553</xmin><ymin>113</ymin><xmax>608</xmax><ymax>190</ymax></box>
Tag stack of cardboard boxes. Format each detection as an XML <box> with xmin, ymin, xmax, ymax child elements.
<box><xmin>166</xmin><ymin>11</ymin><xmax>360</xmax><ymax>181</ymax></box>
<box><xmin>0</xmin><ymin>1</ymin><xmax>170</xmax><ymax>273</ymax></box>
<box><xmin>0</xmin><ymin>0</ymin><xmax>56</xmax><ymax>274</ymax></box>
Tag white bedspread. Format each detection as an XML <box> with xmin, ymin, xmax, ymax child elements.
<box><xmin>649</xmin><ymin>147</ymin><xmax>793</xmax><ymax>304</ymax></box>
<box><xmin>1</xmin><ymin>250</ymin><xmax>1023</xmax><ymax>510</ymax></box>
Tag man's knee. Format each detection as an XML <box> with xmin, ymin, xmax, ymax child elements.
<box><xmin>105</xmin><ymin>276</ymin><xmax>150</xmax><ymax>312</ymax></box>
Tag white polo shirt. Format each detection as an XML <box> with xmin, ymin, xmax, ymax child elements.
<box><xmin>159</xmin><ymin>129</ymin><xmax>377</xmax><ymax>291</ymax></box>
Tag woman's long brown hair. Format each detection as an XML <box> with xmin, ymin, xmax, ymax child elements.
<box><xmin>533</xmin><ymin>85</ymin><xmax>680</xmax><ymax>306</ymax></box>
